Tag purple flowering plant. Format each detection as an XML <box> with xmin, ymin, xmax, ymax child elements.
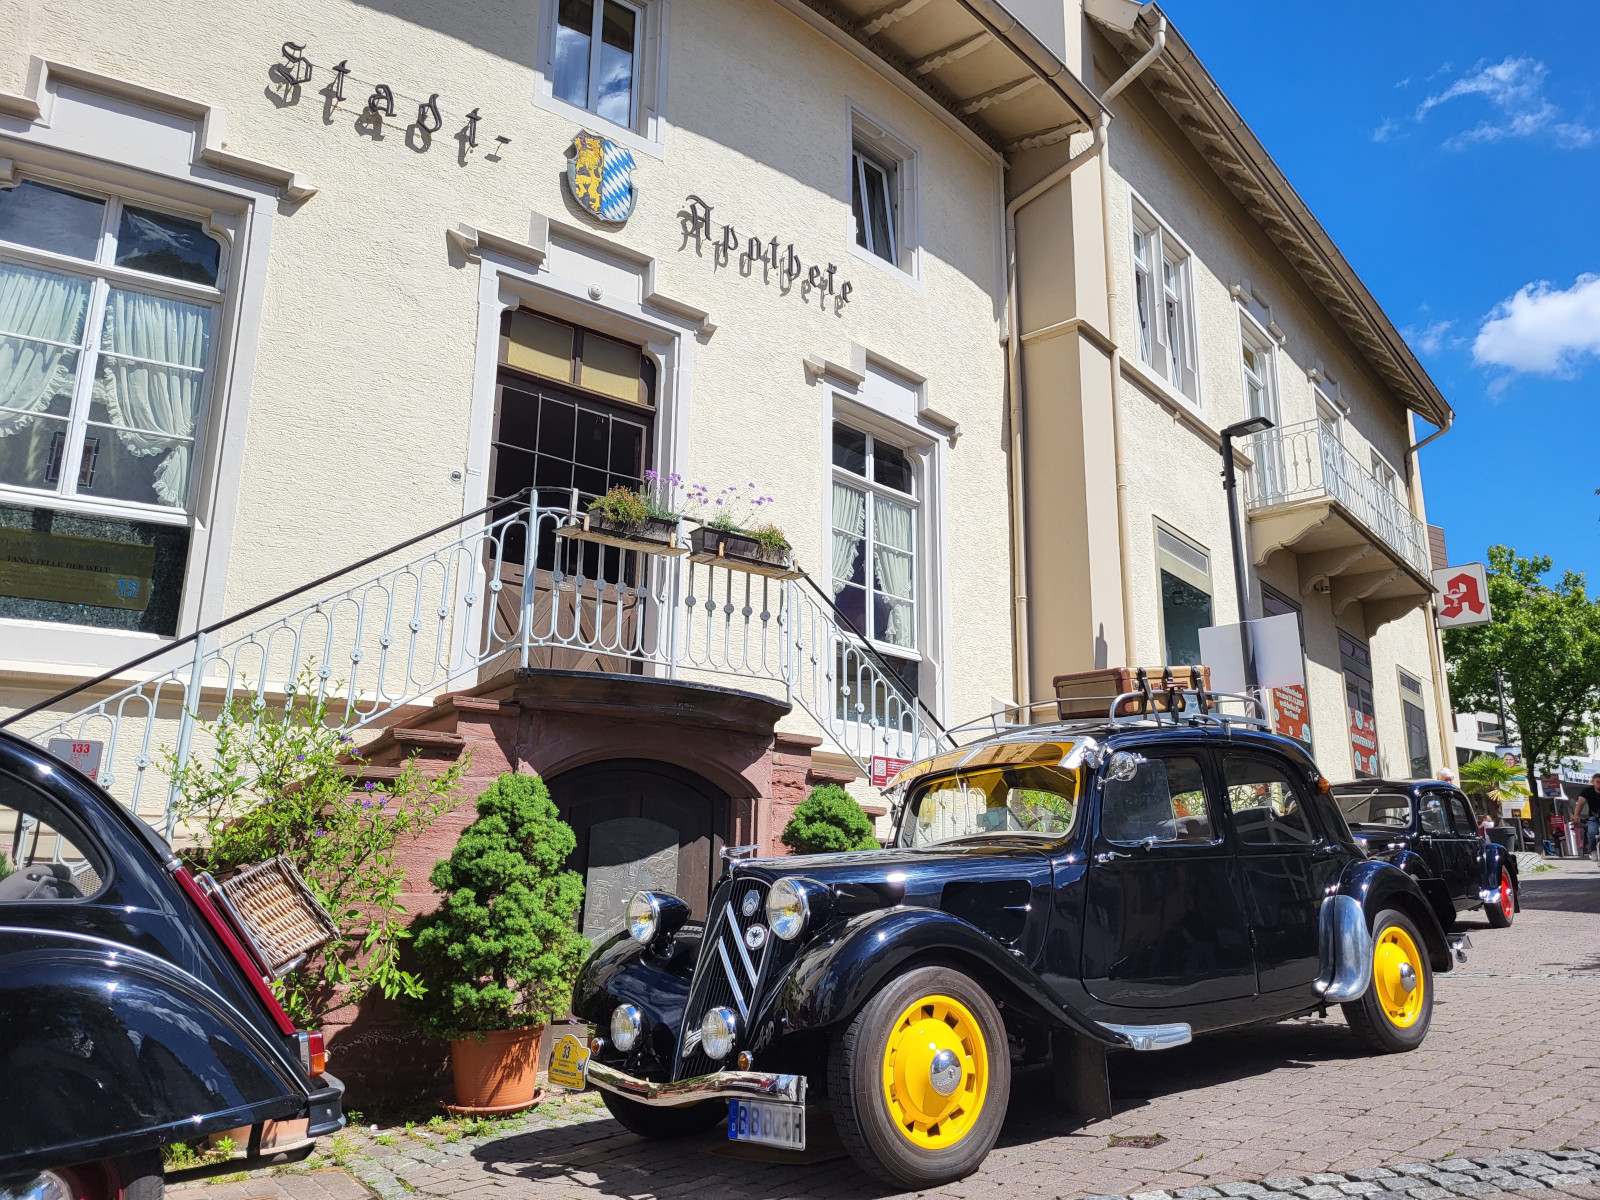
<box><xmin>168</xmin><ymin>671</ymin><xmax>467</xmax><ymax>1028</ymax></box>
<box><xmin>685</xmin><ymin>481</ymin><xmax>790</xmax><ymax>555</ymax></box>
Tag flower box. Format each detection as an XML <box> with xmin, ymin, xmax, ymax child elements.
<box><xmin>689</xmin><ymin>526</ymin><xmax>802</xmax><ymax>579</ymax></box>
<box><xmin>555</xmin><ymin>511</ymin><xmax>686</xmax><ymax>555</ymax></box>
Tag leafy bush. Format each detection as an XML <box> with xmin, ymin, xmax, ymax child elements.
<box><xmin>780</xmin><ymin>784</ymin><xmax>880</xmax><ymax>854</ymax></box>
<box><xmin>170</xmin><ymin>686</ymin><xmax>467</xmax><ymax>1027</ymax></box>
<box><xmin>587</xmin><ymin>469</ymin><xmax>680</xmax><ymax>531</ymax></box>
<box><xmin>402</xmin><ymin>772</ymin><xmax>588</xmax><ymax>1039</ymax></box>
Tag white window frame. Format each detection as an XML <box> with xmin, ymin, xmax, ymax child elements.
<box><xmin>1238</xmin><ymin>310</ymin><xmax>1279</xmax><ymax>426</ymax></box>
<box><xmin>1314</xmin><ymin>385</ymin><xmax>1344</xmax><ymax>444</ymax></box>
<box><xmin>1370</xmin><ymin>448</ymin><xmax>1401</xmax><ymax>499</ymax></box>
<box><xmin>831</xmin><ymin>420</ymin><xmax>921</xmax><ymax>667</ymax></box>
<box><xmin>1154</xmin><ymin>519</ymin><xmax>1213</xmax><ymax>666</ymax></box>
<box><xmin>1129</xmin><ymin>196</ymin><xmax>1200</xmax><ymax>406</ymax></box>
<box><xmin>0</xmin><ymin>176</ymin><xmax>226</xmax><ymax>522</ymax></box>
<box><xmin>846</xmin><ymin>105</ymin><xmax>922</xmax><ymax>287</ymax></box>
<box><xmin>534</xmin><ymin>0</ymin><xmax>668</xmax><ymax>157</ymax></box>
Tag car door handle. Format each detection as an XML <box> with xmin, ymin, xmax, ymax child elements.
<box><xmin>1314</xmin><ymin>844</ymin><xmax>1341</xmax><ymax>856</ymax></box>
<box><xmin>1095</xmin><ymin>850</ymin><xmax>1131</xmax><ymax>864</ymax></box>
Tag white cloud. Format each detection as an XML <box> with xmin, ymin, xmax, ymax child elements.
<box><xmin>1415</xmin><ymin>56</ymin><xmax>1593</xmax><ymax>148</ymax></box>
<box><xmin>1372</xmin><ymin>117</ymin><xmax>1399</xmax><ymax>143</ymax></box>
<box><xmin>1473</xmin><ymin>274</ymin><xmax>1600</xmax><ymax>374</ymax></box>
<box><xmin>1404</xmin><ymin>320</ymin><xmax>1455</xmax><ymax>356</ymax></box>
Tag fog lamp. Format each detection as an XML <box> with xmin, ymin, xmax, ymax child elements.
<box><xmin>626</xmin><ymin>892</ymin><xmax>663</xmax><ymax>944</ymax></box>
<box><xmin>701</xmin><ymin>1006</ymin><xmax>738</xmax><ymax>1060</ymax></box>
<box><xmin>610</xmin><ymin>1003</ymin><xmax>644</xmax><ymax>1052</ymax></box>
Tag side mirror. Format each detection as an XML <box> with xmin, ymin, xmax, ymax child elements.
<box><xmin>1106</xmin><ymin>751</ymin><xmax>1145</xmax><ymax>783</ymax></box>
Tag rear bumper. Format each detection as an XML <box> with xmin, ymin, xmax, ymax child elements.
<box><xmin>306</xmin><ymin>1070</ymin><xmax>346</xmax><ymax>1138</ymax></box>
<box><xmin>586</xmin><ymin>1060</ymin><xmax>805</xmax><ymax>1108</ymax></box>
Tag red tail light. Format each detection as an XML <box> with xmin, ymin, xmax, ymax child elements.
<box><xmin>295</xmin><ymin>1030</ymin><xmax>327</xmax><ymax>1077</ymax></box>
<box><xmin>172</xmin><ymin>865</ymin><xmax>296</xmax><ymax>1036</ymax></box>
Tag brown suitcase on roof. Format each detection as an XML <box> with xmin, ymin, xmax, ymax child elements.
<box><xmin>1051</xmin><ymin>665</ymin><xmax>1212</xmax><ymax>720</ymax></box>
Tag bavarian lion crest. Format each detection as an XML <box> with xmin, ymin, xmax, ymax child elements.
<box><xmin>566</xmin><ymin>131</ymin><xmax>637</xmax><ymax>224</ymax></box>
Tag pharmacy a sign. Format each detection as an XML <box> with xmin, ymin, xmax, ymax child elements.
<box><xmin>1434</xmin><ymin>562</ymin><xmax>1492</xmax><ymax>628</ymax></box>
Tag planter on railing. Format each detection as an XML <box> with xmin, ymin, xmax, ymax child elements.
<box><xmin>555</xmin><ymin>511</ymin><xmax>686</xmax><ymax>555</ymax></box>
<box><xmin>689</xmin><ymin>526</ymin><xmax>802</xmax><ymax>579</ymax></box>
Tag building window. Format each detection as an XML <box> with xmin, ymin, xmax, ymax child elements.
<box><xmin>1341</xmin><ymin>631</ymin><xmax>1380</xmax><ymax>778</ymax></box>
<box><xmin>1239</xmin><ymin>317</ymin><xmax>1276</xmax><ymax>423</ymax></box>
<box><xmin>831</xmin><ymin>421</ymin><xmax>919</xmax><ymax>698</ymax></box>
<box><xmin>1314</xmin><ymin>387</ymin><xmax>1343</xmax><ymax>444</ymax></box>
<box><xmin>552</xmin><ymin>0</ymin><xmax>641</xmax><ymax>127</ymax></box>
<box><xmin>1131</xmin><ymin>205</ymin><xmax>1198</xmax><ymax>402</ymax></box>
<box><xmin>1477</xmin><ymin>717</ymin><xmax>1504</xmax><ymax>743</ymax></box>
<box><xmin>851</xmin><ymin>149</ymin><xmax>897</xmax><ymax>265</ymax></box>
<box><xmin>848</xmin><ymin>110</ymin><xmax>919</xmax><ymax>280</ymax></box>
<box><xmin>1262</xmin><ymin>585</ymin><xmax>1311</xmax><ymax>749</ymax></box>
<box><xmin>1370</xmin><ymin>450</ymin><xmax>1400</xmax><ymax>499</ymax></box>
<box><xmin>1399</xmin><ymin>669</ymin><xmax>1431</xmax><ymax>779</ymax></box>
<box><xmin>1156</xmin><ymin>522</ymin><xmax>1211</xmax><ymax>667</ymax></box>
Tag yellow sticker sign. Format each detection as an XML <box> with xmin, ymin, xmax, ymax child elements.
<box><xmin>547</xmin><ymin>1033</ymin><xmax>590</xmax><ymax>1092</ymax></box>
<box><xmin>0</xmin><ymin>525</ymin><xmax>156</xmax><ymax>611</ymax></box>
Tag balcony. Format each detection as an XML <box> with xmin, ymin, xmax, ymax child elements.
<box><xmin>1245</xmin><ymin>419</ymin><xmax>1434</xmax><ymax>626</ymax></box>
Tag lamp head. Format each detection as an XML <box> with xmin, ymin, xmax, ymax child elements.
<box><xmin>1221</xmin><ymin>415</ymin><xmax>1274</xmax><ymax>440</ymax></box>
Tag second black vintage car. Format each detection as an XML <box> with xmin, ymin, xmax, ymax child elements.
<box><xmin>1331</xmin><ymin>779</ymin><xmax>1519</xmax><ymax>930</ymax></box>
<box><xmin>565</xmin><ymin>687</ymin><xmax>1465</xmax><ymax>1189</ymax></box>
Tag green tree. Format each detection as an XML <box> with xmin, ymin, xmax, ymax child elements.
<box><xmin>402</xmin><ymin>772</ymin><xmax>588</xmax><ymax>1040</ymax></box>
<box><xmin>780</xmin><ymin>784</ymin><xmax>881</xmax><ymax>854</ymax></box>
<box><xmin>1443</xmin><ymin>546</ymin><xmax>1600</xmax><ymax>839</ymax></box>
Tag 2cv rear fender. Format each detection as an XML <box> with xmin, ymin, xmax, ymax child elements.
<box><xmin>0</xmin><ymin>926</ymin><xmax>312</xmax><ymax>1173</ymax></box>
<box><xmin>772</xmin><ymin>906</ymin><xmax>1128</xmax><ymax>1047</ymax></box>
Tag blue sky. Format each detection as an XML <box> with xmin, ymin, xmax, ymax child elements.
<box><xmin>1165</xmin><ymin>1</ymin><xmax>1600</xmax><ymax>586</ymax></box>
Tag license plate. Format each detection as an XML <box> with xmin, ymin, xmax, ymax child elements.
<box><xmin>727</xmin><ymin>1099</ymin><xmax>805</xmax><ymax>1150</ymax></box>
<box><xmin>547</xmin><ymin>1034</ymin><xmax>589</xmax><ymax>1091</ymax></box>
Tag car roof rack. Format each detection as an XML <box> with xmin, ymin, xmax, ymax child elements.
<box><xmin>945</xmin><ymin>681</ymin><xmax>1270</xmax><ymax>749</ymax></box>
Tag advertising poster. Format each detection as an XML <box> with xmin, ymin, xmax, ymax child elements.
<box><xmin>1348</xmin><ymin>708</ymin><xmax>1380</xmax><ymax>776</ymax></box>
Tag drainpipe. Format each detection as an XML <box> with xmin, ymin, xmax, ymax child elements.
<box><xmin>1405</xmin><ymin>410</ymin><xmax>1457</xmax><ymax>778</ymax></box>
<box><xmin>1100</xmin><ymin>14</ymin><xmax>1166</xmax><ymax>668</ymax></box>
<box><xmin>1005</xmin><ymin>122</ymin><xmax>1105</xmax><ymax>709</ymax></box>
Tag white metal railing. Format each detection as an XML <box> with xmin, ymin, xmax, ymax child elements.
<box><xmin>1246</xmin><ymin>419</ymin><xmax>1430</xmax><ymax>575</ymax></box>
<box><xmin>7</xmin><ymin>497</ymin><xmax>949</xmax><ymax>836</ymax></box>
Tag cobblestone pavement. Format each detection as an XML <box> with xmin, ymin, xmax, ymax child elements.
<box><xmin>178</xmin><ymin>859</ymin><xmax>1600</xmax><ymax>1200</ymax></box>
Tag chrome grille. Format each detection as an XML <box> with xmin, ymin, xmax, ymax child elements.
<box><xmin>674</xmin><ymin>876</ymin><xmax>769</xmax><ymax>1080</ymax></box>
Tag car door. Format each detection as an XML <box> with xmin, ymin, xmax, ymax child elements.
<box><xmin>1443</xmin><ymin>790</ymin><xmax>1485</xmax><ymax>908</ymax></box>
<box><xmin>1081</xmin><ymin>744</ymin><xmax>1256</xmax><ymax>1008</ymax></box>
<box><xmin>1222</xmin><ymin>749</ymin><xmax>1345</xmax><ymax>994</ymax></box>
<box><xmin>1415</xmin><ymin>788</ymin><xmax>1462</xmax><ymax>894</ymax></box>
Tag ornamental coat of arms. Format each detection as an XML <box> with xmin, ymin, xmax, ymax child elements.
<box><xmin>566</xmin><ymin>132</ymin><xmax>638</xmax><ymax>224</ymax></box>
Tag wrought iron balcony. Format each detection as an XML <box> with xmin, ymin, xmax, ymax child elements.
<box><xmin>1245</xmin><ymin>419</ymin><xmax>1433</xmax><ymax>623</ymax></box>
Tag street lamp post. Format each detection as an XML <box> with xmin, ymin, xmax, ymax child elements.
<box><xmin>1219</xmin><ymin>416</ymin><xmax>1274</xmax><ymax>693</ymax></box>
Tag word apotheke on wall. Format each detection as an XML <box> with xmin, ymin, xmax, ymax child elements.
<box><xmin>682</xmin><ymin>195</ymin><xmax>853</xmax><ymax>313</ymax></box>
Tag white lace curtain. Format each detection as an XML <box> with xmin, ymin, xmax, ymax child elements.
<box><xmin>0</xmin><ymin>262</ymin><xmax>89</xmax><ymax>434</ymax></box>
<box><xmin>92</xmin><ymin>288</ymin><xmax>210</xmax><ymax>506</ymax></box>
<box><xmin>831</xmin><ymin>481</ymin><xmax>865</xmax><ymax>590</ymax></box>
<box><xmin>872</xmin><ymin>496</ymin><xmax>914</xmax><ymax>648</ymax></box>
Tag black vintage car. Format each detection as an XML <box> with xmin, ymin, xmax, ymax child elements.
<box><xmin>0</xmin><ymin>731</ymin><xmax>344</xmax><ymax>1200</ymax></box>
<box><xmin>1331</xmin><ymin>779</ymin><xmax>1518</xmax><ymax>930</ymax></box>
<box><xmin>568</xmin><ymin>690</ymin><xmax>1464</xmax><ymax>1189</ymax></box>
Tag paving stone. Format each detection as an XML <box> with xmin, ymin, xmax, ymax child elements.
<box><xmin>1339</xmin><ymin>1184</ymin><xmax>1385</xmax><ymax>1196</ymax></box>
<box><xmin>1130</xmin><ymin>1191</ymin><xmax>1173</xmax><ymax>1200</ymax></box>
<box><xmin>1173</xmin><ymin>1189</ymin><xmax>1221</xmax><ymax>1199</ymax></box>
<box><xmin>1435</xmin><ymin>1176</ymin><xmax>1479</xmax><ymax>1190</ymax></box>
<box><xmin>1310</xmin><ymin>1177</ymin><xmax>1351</xmax><ymax>1186</ymax></box>
<box><xmin>1395</xmin><ymin>1168</ymin><xmax>1440</xmax><ymax>1178</ymax></box>
<box><xmin>1350</xmin><ymin>1172</ymin><xmax>1399</xmax><ymax>1182</ymax></box>
<box><xmin>1265</xmin><ymin>1179</ymin><xmax>1307</xmax><ymax>1192</ymax></box>
<box><xmin>1221</xmin><ymin>1186</ymin><xmax>1270</xmax><ymax>1197</ymax></box>
<box><xmin>1500</xmin><ymin>1179</ymin><xmax>1551</xmax><ymax>1191</ymax></box>
<box><xmin>1296</xmin><ymin>1187</ymin><xmax>1345</xmax><ymax>1200</ymax></box>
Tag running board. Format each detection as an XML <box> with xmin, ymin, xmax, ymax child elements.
<box><xmin>1098</xmin><ymin>1022</ymin><xmax>1192</xmax><ymax>1051</ymax></box>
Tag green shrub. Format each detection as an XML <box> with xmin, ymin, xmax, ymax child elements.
<box><xmin>780</xmin><ymin>784</ymin><xmax>880</xmax><ymax>854</ymax></box>
<box><xmin>402</xmin><ymin>773</ymin><xmax>588</xmax><ymax>1039</ymax></box>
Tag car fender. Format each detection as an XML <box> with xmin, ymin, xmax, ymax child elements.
<box><xmin>0</xmin><ymin>927</ymin><xmax>308</xmax><ymax>1173</ymax></box>
<box><xmin>1384</xmin><ymin>848</ymin><xmax>1454</xmax><ymax>928</ymax></box>
<box><xmin>1478</xmin><ymin>843</ymin><xmax>1519</xmax><ymax>911</ymax></box>
<box><xmin>570</xmin><ymin>925</ymin><xmax>698</xmax><ymax>1033</ymax></box>
<box><xmin>1334</xmin><ymin>859</ymin><xmax>1453</xmax><ymax>972</ymax></box>
<box><xmin>771</xmin><ymin>906</ymin><xmax>1128</xmax><ymax>1047</ymax></box>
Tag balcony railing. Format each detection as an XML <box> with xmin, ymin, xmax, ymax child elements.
<box><xmin>4</xmin><ymin>496</ymin><xmax>949</xmax><ymax>837</ymax></box>
<box><xmin>1246</xmin><ymin>419</ymin><xmax>1430</xmax><ymax>576</ymax></box>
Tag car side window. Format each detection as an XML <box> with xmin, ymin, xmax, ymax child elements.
<box><xmin>1100</xmin><ymin>754</ymin><xmax>1213</xmax><ymax>846</ymax></box>
<box><xmin>1446</xmin><ymin>793</ymin><xmax>1477</xmax><ymax>835</ymax></box>
<box><xmin>1419</xmin><ymin>793</ymin><xmax>1450</xmax><ymax>833</ymax></box>
<box><xmin>0</xmin><ymin>771</ymin><xmax>108</xmax><ymax>902</ymax></box>
<box><xmin>1223</xmin><ymin>755</ymin><xmax>1316</xmax><ymax>846</ymax></box>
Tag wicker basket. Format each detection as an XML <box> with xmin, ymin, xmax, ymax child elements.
<box><xmin>217</xmin><ymin>856</ymin><xmax>339</xmax><ymax>976</ymax></box>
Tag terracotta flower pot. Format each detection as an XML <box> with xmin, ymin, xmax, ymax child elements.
<box><xmin>448</xmin><ymin>1025</ymin><xmax>545</xmax><ymax>1114</ymax></box>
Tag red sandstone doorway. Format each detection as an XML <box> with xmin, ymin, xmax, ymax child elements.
<box><xmin>546</xmin><ymin>759</ymin><xmax>729</xmax><ymax>938</ymax></box>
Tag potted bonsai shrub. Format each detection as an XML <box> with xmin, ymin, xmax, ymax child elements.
<box><xmin>780</xmin><ymin>783</ymin><xmax>882</xmax><ymax>853</ymax></box>
<box><xmin>685</xmin><ymin>482</ymin><xmax>800</xmax><ymax>578</ymax></box>
<box><xmin>403</xmin><ymin>772</ymin><xmax>588</xmax><ymax>1113</ymax></box>
<box><xmin>558</xmin><ymin>470</ymin><xmax>686</xmax><ymax>554</ymax></box>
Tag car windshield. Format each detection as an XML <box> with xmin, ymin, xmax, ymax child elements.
<box><xmin>902</xmin><ymin>762</ymin><xmax>1084</xmax><ymax>846</ymax></box>
<box><xmin>1333</xmin><ymin>787</ymin><xmax>1413</xmax><ymax>830</ymax></box>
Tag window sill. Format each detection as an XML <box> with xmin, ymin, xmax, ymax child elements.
<box><xmin>848</xmin><ymin>242</ymin><xmax>923</xmax><ymax>292</ymax></box>
<box><xmin>1119</xmin><ymin>356</ymin><xmax>1229</xmax><ymax>454</ymax></box>
<box><xmin>0</xmin><ymin>485</ymin><xmax>193</xmax><ymax>526</ymax></box>
<box><xmin>530</xmin><ymin>91</ymin><xmax>664</xmax><ymax>160</ymax></box>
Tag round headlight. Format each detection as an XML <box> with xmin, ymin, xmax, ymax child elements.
<box><xmin>700</xmin><ymin>1006</ymin><xmax>738</xmax><ymax>1060</ymax></box>
<box><xmin>610</xmin><ymin>1003</ymin><xmax>643</xmax><ymax>1052</ymax></box>
<box><xmin>626</xmin><ymin>892</ymin><xmax>661</xmax><ymax>944</ymax></box>
<box><xmin>2</xmin><ymin>1173</ymin><xmax>72</xmax><ymax>1200</ymax></box>
<box><xmin>766</xmin><ymin>876</ymin><xmax>809</xmax><ymax>941</ymax></box>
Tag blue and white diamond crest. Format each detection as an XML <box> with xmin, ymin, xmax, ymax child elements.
<box><xmin>567</xmin><ymin>131</ymin><xmax>638</xmax><ymax>225</ymax></box>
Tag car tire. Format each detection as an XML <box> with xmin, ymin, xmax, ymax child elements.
<box><xmin>1342</xmin><ymin>908</ymin><xmax>1434</xmax><ymax>1054</ymax></box>
<box><xmin>1485</xmin><ymin>868</ymin><xmax>1514</xmax><ymax>928</ymax></box>
<box><xmin>827</xmin><ymin>965</ymin><xmax>1010</xmax><ymax>1189</ymax></box>
<box><xmin>599</xmin><ymin>1090</ymin><xmax>726</xmax><ymax>1138</ymax></box>
<box><xmin>115</xmin><ymin>1153</ymin><xmax>164</xmax><ymax>1200</ymax></box>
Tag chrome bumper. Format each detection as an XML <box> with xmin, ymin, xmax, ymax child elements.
<box><xmin>585</xmin><ymin>1059</ymin><xmax>806</xmax><ymax>1108</ymax></box>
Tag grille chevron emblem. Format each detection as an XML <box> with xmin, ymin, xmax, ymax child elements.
<box><xmin>741</xmin><ymin>890</ymin><xmax>761</xmax><ymax>918</ymax></box>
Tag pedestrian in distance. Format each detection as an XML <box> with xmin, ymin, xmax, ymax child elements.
<box><xmin>1575</xmin><ymin>774</ymin><xmax>1600</xmax><ymax>859</ymax></box>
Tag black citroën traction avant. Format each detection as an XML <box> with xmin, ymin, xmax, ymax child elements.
<box><xmin>559</xmin><ymin>673</ymin><xmax>1470</xmax><ymax>1189</ymax></box>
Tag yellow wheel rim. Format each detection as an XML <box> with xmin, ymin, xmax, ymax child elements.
<box><xmin>1373</xmin><ymin>925</ymin><xmax>1426</xmax><ymax>1028</ymax></box>
<box><xmin>881</xmin><ymin>994</ymin><xmax>989</xmax><ymax>1149</ymax></box>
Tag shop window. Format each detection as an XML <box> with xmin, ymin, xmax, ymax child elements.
<box><xmin>0</xmin><ymin>177</ymin><xmax>226</xmax><ymax>634</ymax></box>
<box><xmin>1399</xmin><ymin>669</ymin><xmax>1431</xmax><ymax>779</ymax></box>
<box><xmin>1131</xmin><ymin>202</ymin><xmax>1198</xmax><ymax>403</ymax></box>
<box><xmin>1155</xmin><ymin>521</ymin><xmax>1211</xmax><ymax>667</ymax></box>
<box><xmin>831</xmin><ymin>421</ymin><xmax>920</xmax><ymax>710</ymax></box>
<box><xmin>1341</xmin><ymin>630</ymin><xmax>1379</xmax><ymax>778</ymax></box>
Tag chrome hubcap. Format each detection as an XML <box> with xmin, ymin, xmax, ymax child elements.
<box><xmin>1398</xmin><ymin>962</ymin><xmax>1417</xmax><ymax>993</ymax></box>
<box><xmin>928</xmin><ymin>1047</ymin><xmax>962</xmax><ymax>1096</ymax></box>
